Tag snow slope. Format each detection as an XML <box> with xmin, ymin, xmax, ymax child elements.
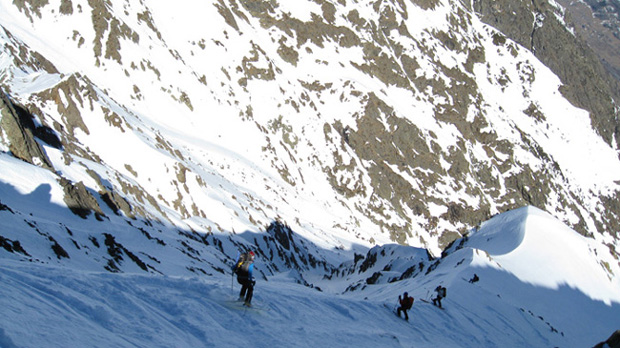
<box><xmin>1</xmin><ymin>206</ymin><xmax>618</xmax><ymax>348</ymax></box>
<box><xmin>1</xmin><ymin>0</ymin><xmax>620</xmax><ymax>257</ymax></box>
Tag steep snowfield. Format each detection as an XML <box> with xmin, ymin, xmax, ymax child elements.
<box><xmin>468</xmin><ymin>207</ymin><xmax>620</xmax><ymax>303</ymax></box>
<box><xmin>1</xmin><ymin>0</ymin><xmax>620</xmax><ymax>256</ymax></box>
<box><xmin>1</xmin><ymin>206</ymin><xmax>618</xmax><ymax>347</ymax></box>
<box><xmin>461</xmin><ymin>207</ymin><xmax>620</xmax><ymax>346</ymax></box>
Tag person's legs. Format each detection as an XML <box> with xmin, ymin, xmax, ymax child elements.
<box><xmin>239</xmin><ymin>280</ymin><xmax>248</xmax><ymax>300</ymax></box>
<box><xmin>245</xmin><ymin>282</ymin><xmax>254</xmax><ymax>304</ymax></box>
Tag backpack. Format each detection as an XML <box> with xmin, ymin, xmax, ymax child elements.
<box><xmin>440</xmin><ymin>287</ymin><xmax>447</xmax><ymax>297</ymax></box>
<box><xmin>233</xmin><ymin>253</ymin><xmax>247</xmax><ymax>274</ymax></box>
<box><xmin>234</xmin><ymin>252</ymin><xmax>255</xmax><ymax>276</ymax></box>
<box><xmin>406</xmin><ymin>297</ymin><xmax>414</xmax><ymax>309</ymax></box>
<box><xmin>400</xmin><ymin>295</ymin><xmax>414</xmax><ymax>309</ymax></box>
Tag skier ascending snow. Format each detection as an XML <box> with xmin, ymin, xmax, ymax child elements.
<box><xmin>232</xmin><ymin>251</ymin><xmax>256</xmax><ymax>307</ymax></box>
<box><xmin>432</xmin><ymin>285</ymin><xmax>446</xmax><ymax>308</ymax></box>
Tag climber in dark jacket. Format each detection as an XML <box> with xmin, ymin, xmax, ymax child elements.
<box><xmin>397</xmin><ymin>292</ymin><xmax>414</xmax><ymax>321</ymax></box>
<box><xmin>232</xmin><ymin>251</ymin><xmax>256</xmax><ymax>306</ymax></box>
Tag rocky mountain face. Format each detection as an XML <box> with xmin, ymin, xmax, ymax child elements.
<box><xmin>474</xmin><ymin>0</ymin><xmax>620</xmax><ymax>151</ymax></box>
<box><xmin>0</xmin><ymin>0</ymin><xmax>619</xmax><ymax>274</ymax></box>
<box><xmin>559</xmin><ymin>0</ymin><xmax>620</xmax><ymax>82</ymax></box>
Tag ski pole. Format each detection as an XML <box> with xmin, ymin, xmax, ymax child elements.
<box><xmin>231</xmin><ymin>251</ymin><xmax>240</xmax><ymax>295</ymax></box>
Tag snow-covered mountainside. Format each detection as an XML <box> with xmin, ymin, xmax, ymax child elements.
<box><xmin>1</xmin><ymin>206</ymin><xmax>619</xmax><ymax>347</ymax></box>
<box><xmin>1</xmin><ymin>0</ymin><xmax>620</xmax><ymax>346</ymax></box>
<box><xmin>2</xmin><ymin>0</ymin><xmax>620</xmax><ymax>253</ymax></box>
